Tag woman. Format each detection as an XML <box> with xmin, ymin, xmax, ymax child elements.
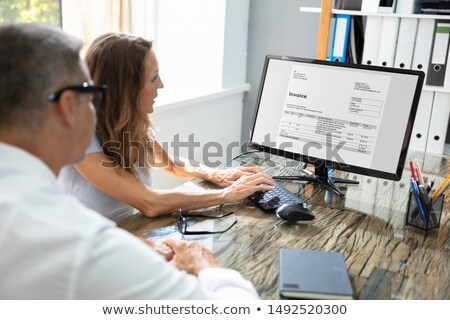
<box><xmin>59</xmin><ymin>33</ymin><xmax>274</xmax><ymax>220</ymax></box>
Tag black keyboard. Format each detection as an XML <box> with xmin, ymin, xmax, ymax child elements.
<box><xmin>248</xmin><ymin>182</ymin><xmax>305</xmax><ymax>211</ymax></box>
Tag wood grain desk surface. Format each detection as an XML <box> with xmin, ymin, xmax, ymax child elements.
<box><xmin>118</xmin><ymin>151</ymin><xmax>450</xmax><ymax>299</ymax></box>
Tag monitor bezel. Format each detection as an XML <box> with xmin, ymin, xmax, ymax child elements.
<box><xmin>248</xmin><ymin>55</ymin><xmax>425</xmax><ymax>181</ymax></box>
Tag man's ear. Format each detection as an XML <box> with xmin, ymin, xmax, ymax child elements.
<box><xmin>53</xmin><ymin>90</ymin><xmax>78</xmax><ymax>128</ymax></box>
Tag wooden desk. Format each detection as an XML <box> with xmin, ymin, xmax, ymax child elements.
<box><xmin>118</xmin><ymin>151</ymin><xmax>450</xmax><ymax>299</ymax></box>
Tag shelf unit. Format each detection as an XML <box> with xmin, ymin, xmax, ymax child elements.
<box><xmin>300</xmin><ymin>2</ymin><xmax>450</xmax><ymax>155</ymax></box>
<box><xmin>300</xmin><ymin>6</ymin><xmax>450</xmax><ymax>20</ymax></box>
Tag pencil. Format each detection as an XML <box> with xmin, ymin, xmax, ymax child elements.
<box><xmin>409</xmin><ymin>160</ymin><xmax>417</xmax><ymax>181</ymax></box>
<box><xmin>431</xmin><ymin>175</ymin><xmax>450</xmax><ymax>199</ymax></box>
<box><xmin>414</xmin><ymin>159</ymin><xmax>424</xmax><ymax>186</ymax></box>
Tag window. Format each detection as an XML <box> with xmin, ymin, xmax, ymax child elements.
<box><xmin>61</xmin><ymin>0</ymin><xmax>232</xmax><ymax>104</ymax></box>
<box><xmin>0</xmin><ymin>0</ymin><xmax>61</xmax><ymax>26</ymax></box>
<box><xmin>146</xmin><ymin>0</ymin><xmax>250</xmax><ymax>104</ymax></box>
<box><xmin>2</xmin><ymin>0</ymin><xmax>249</xmax><ymax>105</ymax></box>
<box><xmin>156</xmin><ymin>0</ymin><xmax>226</xmax><ymax>102</ymax></box>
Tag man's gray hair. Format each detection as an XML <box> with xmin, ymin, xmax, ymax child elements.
<box><xmin>0</xmin><ymin>23</ymin><xmax>83</xmax><ymax>130</ymax></box>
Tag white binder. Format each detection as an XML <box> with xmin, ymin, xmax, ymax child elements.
<box><xmin>361</xmin><ymin>16</ymin><xmax>383</xmax><ymax>65</ymax></box>
<box><xmin>444</xmin><ymin>40</ymin><xmax>450</xmax><ymax>87</ymax></box>
<box><xmin>426</xmin><ymin>92</ymin><xmax>450</xmax><ymax>154</ymax></box>
<box><xmin>411</xmin><ymin>19</ymin><xmax>435</xmax><ymax>77</ymax></box>
<box><xmin>393</xmin><ymin>18</ymin><xmax>418</xmax><ymax>69</ymax></box>
<box><xmin>409</xmin><ymin>91</ymin><xmax>434</xmax><ymax>152</ymax></box>
<box><xmin>376</xmin><ymin>16</ymin><xmax>400</xmax><ymax>67</ymax></box>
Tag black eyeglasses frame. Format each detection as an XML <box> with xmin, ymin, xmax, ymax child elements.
<box><xmin>177</xmin><ymin>210</ymin><xmax>237</xmax><ymax>235</ymax></box>
<box><xmin>47</xmin><ymin>82</ymin><xmax>106</xmax><ymax>102</ymax></box>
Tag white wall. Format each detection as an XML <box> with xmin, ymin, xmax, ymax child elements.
<box><xmin>243</xmin><ymin>0</ymin><xmax>320</xmax><ymax>142</ymax></box>
<box><xmin>151</xmin><ymin>91</ymin><xmax>246</xmax><ymax>189</ymax></box>
<box><xmin>223</xmin><ymin>0</ymin><xmax>250</xmax><ymax>87</ymax></box>
<box><xmin>151</xmin><ymin>0</ymin><xmax>251</xmax><ymax>189</ymax></box>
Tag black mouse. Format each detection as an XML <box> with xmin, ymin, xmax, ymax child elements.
<box><xmin>275</xmin><ymin>203</ymin><xmax>315</xmax><ymax>222</ymax></box>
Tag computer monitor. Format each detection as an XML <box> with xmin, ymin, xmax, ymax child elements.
<box><xmin>248</xmin><ymin>55</ymin><xmax>425</xmax><ymax>195</ymax></box>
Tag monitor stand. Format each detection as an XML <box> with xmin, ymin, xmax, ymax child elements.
<box><xmin>273</xmin><ymin>163</ymin><xmax>359</xmax><ymax>196</ymax></box>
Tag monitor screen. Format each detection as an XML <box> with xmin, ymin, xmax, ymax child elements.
<box><xmin>249</xmin><ymin>55</ymin><xmax>424</xmax><ymax>194</ymax></box>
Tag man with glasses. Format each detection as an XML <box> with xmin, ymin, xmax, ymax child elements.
<box><xmin>0</xmin><ymin>23</ymin><xmax>258</xmax><ymax>299</ymax></box>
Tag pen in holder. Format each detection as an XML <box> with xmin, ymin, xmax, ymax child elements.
<box><xmin>406</xmin><ymin>192</ymin><xmax>444</xmax><ymax>232</ymax></box>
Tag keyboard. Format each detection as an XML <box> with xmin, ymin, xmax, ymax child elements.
<box><xmin>247</xmin><ymin>182</ymin><xmax>305</xmax><ymax>211</ymax></box>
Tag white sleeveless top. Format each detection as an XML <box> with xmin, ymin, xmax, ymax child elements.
<box><xmin>58</xmin><ymin>130</ymin><xmax>154</xmax><ymax>220</ymax></box>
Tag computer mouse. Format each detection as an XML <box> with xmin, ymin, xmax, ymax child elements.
<box><xmin>275</xmin><ymin>203</ymin><xmax>315</xmax><ymax>222</ymax></box>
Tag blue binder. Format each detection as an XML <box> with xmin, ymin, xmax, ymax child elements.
<box><xmin>330</xmin><ymin>14</ymin><xmax>351</xmax><ymax>63</ymax></box>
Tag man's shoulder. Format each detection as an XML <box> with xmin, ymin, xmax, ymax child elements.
<box><xmin>4</xmin><ymin>193</ymin><xmax>113</xmax><ymax>235</ymax></box>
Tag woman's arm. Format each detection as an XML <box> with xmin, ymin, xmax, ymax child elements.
<box><xmin>152</xmin><ymin>140</ymin><xmax>266</xmax><ymax>187</ymax></box>
<box><xmin>74</xmin><ymin>152</ymin><xmax>274</xmax><ymax>218</ymax></box>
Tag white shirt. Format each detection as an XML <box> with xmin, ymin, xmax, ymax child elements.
<box><xmin>0</xmin><ymin>142</ymin><xmax>258</xmax><ymax>299</ymax></box>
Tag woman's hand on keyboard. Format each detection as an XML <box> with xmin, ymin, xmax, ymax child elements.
<box><xmin>205</xmin><ymin>164</ymin><xmax>269</xmax><ymax>187</ymax></box>
<box><xmin>222</xmin><ymin>172</ymin><xmax>275</xmax><ymax>202</ymax></box>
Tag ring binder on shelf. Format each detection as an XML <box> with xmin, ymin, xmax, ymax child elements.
<box><xmin>330</xmin><ymin>14</ymin><xmax>351</xmax><ymax>62</ymax></box>
<box><xmin>426</xmin><ymin>20</ymin><xmax>450</xmax><ymax>86</ymax></box>
<box><xmin>376</xmin><ymin>16</ymin><xmax>400</xmax><ymax>67</ymax></box>
<box><xmin>411</xmin><ymin>19</ymin><xmax>435</xmax><ymax>77</ymax></box>
<box><xmin>426</xmin><ymin>92</ymin><xmax>450</xmax><ymax>154</ymax></box>
<box><xmin>409</xmin><ymin>91</ymin><xmax>434</xmax><ymax>152</ymax></box>
<box><xmin>361</xmin><ymin>16</ymin><xmax>383</xmax><ymax>65</ymax></box>
<box><xmin>394</xmin><ymin>18</ymin><xmax>419</xmax><ymax>69</ymax></box>
<box><xmin>304</xmin><ymin>1</ymin><xmax>449</xmax><ymax>156</ymax></box>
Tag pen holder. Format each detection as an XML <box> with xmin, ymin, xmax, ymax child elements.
<box><xmin>406</xmin><ymin>192</ymin><xmax>444</xmax><ymax>232</ymax></box>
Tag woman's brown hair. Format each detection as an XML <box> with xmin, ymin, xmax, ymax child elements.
<box><xmin>85</xmin><ymin>33</ymin><xmax>153</xmax><ymax>177</ymax></box>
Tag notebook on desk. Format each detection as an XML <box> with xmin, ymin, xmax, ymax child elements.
<box><xmin>279</xmin><ymin>249</ymin><xmax>354</xmax><ymax>300</ymax></box>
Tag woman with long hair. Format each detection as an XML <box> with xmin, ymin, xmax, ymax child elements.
<box><xmin>59</xmin><ymin>33</ymin><xmax>274</xmax><ymax>220</ymax></box>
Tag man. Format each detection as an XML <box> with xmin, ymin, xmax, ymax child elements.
<box><xmin>0</xmin><ymin>23</ymin><xmax>258</xmax><ymax>299</ymax></box>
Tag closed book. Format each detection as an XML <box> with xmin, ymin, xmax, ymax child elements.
<box><xmin>279</xmin><ymin>249</ymin><xmax>353</xmax><ymax>300</ymax></box>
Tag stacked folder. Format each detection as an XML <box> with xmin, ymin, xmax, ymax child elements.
<box><xmin>329</xmin><ymin>14</ymin><xmax>363</xmax><ymax>64</ymax></box>
<box><xmin>326</xmin><ymin>1</ymin><xmax>450</xmax><ymax>154</ymax></box>
<box><xmin>330</xmin><ymin>14</ymin><xmax>351</xmax><ymax>62</ymax></box>
<box><xmin>362</xmin><ymin>3</ymin><xmax>449</xmax><ymax>154</ymax></box>
<box><xmin>427</xmin><ymin>20</ymin><xmax>450</xmax><ymax>87</ymax></box>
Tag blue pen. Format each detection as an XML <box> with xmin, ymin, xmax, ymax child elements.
<box><xmin>410</xmin><ymin>178</ymin><xmax>426</xmax><ymax>221</ymax></box>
